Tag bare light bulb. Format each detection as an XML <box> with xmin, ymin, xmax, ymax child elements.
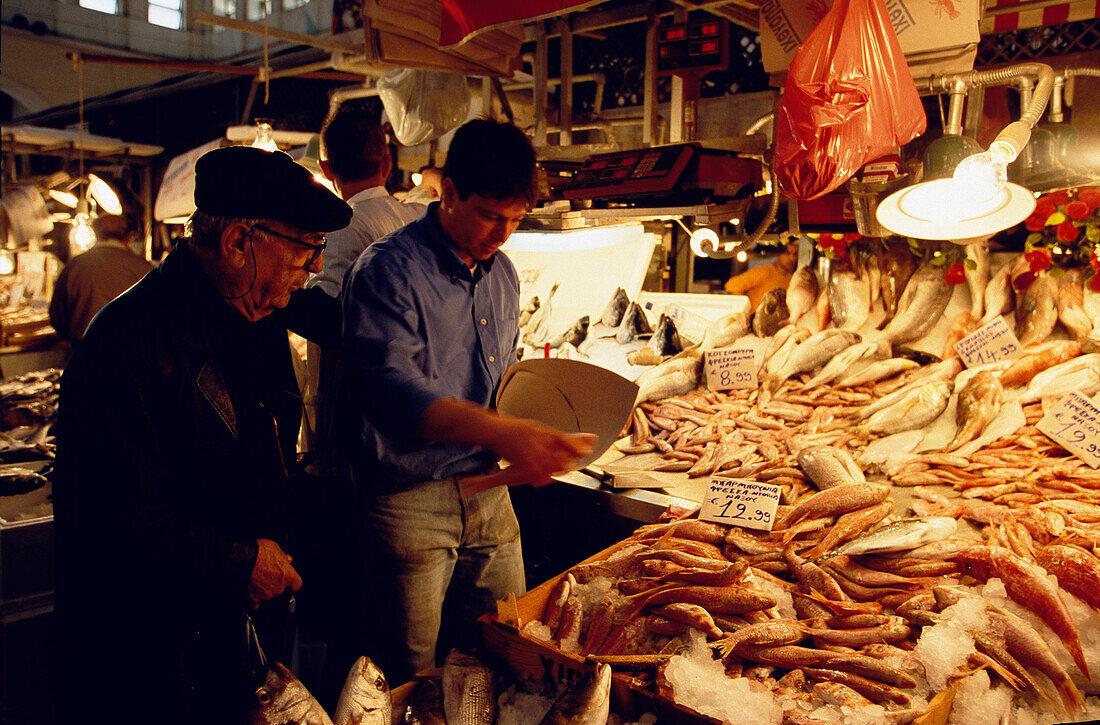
<box><xmin>69</xmin><ymin>212</ymin><xmax>96</xmax><ymax>254</ymax></box>
<box><xmin>0</xmin><ymin>253</ymin><xmax>14</xmax><ymax>276</ymax></box>
<box><xmin>689</xmin><ymin>228</ymin><xmax>719</xmax><ymax>257</ymax></box>
<box><xmin>251</xmin><ymin>122</ymin><xmax>278</xmax><ymax>152</ymax></box>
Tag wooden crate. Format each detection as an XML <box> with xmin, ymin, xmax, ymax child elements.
<box><xmin>478</xmin><ymin>539</ymin><xmax>723</xmax><ymax>725</ymax></box>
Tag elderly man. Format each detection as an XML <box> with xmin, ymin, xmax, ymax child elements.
<box><xmin>53</xmin><ymin>146</ymin><xmax>351</xmax><ymax>722</ymax></box>
<box><xmin>340</xmin><ymin>119</ymin><xmax>595</xmax><ymax>683</ymax></box>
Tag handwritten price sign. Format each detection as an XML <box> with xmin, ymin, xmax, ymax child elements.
<box><xmin>704</xmin><ymin>347</ymin><xmax>758</xmax><ymax>391</ymax></box>
<box><xmin>699</xmin><ymin>476</ymin><xmax>780</xmax><ymax>531</ymax></box>
<box><xmin>953</xmin><ymin>317</ymin><xmax>1021</xmax><ymax>369</ymax></box>
<box><xmin>1038</xmin><ymin>392</ymin><xmax>1100</xmax><ymax>468</ymax></box>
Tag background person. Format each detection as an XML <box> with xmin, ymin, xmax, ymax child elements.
<box><xmin>724</xmin><ymin>240</ymin><xmax>799</xmax><ymax>311</ymax></box>
<box><xmin>53</xmin><ymin>146</ymin><xmax>351</xmax><ymax>723</ymax></box>
<box><xmin>339</xmin><ymin>118</ymin><xmax>595</xmax><ymax>683</ymax></box>
<box><xmin>48</xmin><ymin>212</ymin><xmax>153</xmax><ymax>343</ymax></box>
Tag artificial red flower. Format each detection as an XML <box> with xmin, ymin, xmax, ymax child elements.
<box><xmin>1078</xmin><ymin>187</ymin><xmax>1100</xmax><ymax>209</ymax></box>
<box><xmin>945</xmin><ymin>262</ymin><xmax>966</xmax><ymax>285</ymax></box>
<box><xmin>1034</xmin><ymin>197</ymin><xmax>1057</xmax><ymax>219</ymax></box>
<box><xmin>1024</xmin><ymin>213</ymin><xmax>1047</xmax><ymax>232</ymax></box>
<box><xmin>1013</xmin><ymin>270</ymin><xmax>1037</xmax><ymax>292</ymax></box>
<box><xmin>1050</xmin><ymin>189</ymin><xmax>1071</xmax><ymax>206</ymax></box>
<box><xmin>1056</xmin><ymin>220</ymin><xmax>1080</xmax><ymax>243</ymax></box>
<box><xmin>1091</xmin><ymin>273</ymin><xmax>1100</xmax><ymax>292</ymax></box>
<box><xmin>843</xmin><ymin>233</ymin><xmax>862</xmax><ymax>243</ymax></box>
<box><xmin>1092</xmin><ymin>243</ymin><xmax>1100</xmax><ymax>271</ymax></box>
<box><xmin>1025</xmin><ymin>248</ymin><xmax>1053</xmax><ymax>271</ymax></box>
<box><xmin>1066</xmin><ymin>200</ymin><xmax>1091</xmax><ymax>221</ymax></box>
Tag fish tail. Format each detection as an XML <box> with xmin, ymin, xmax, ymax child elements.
<box><xmin>1052</xmin><ymin>673</ymin><xmax>1086</xmax><ymax>714</ymax></box>
<box><xmin>1068</xmin><ymin>639</ymin><xmax>1091</xmax><ymax>682</ymax></box>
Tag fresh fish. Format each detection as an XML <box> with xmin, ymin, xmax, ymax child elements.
<box><xmin>615</xmin><ymin>302</ymin><xmax>652</xmax><ymax>344</ymax></box>
<box><xmin>953</xmin><ymin>546</ymin><xmax>1091</xmax><ymax>680</ymax></box>
<box><xmin>946</xmin><ymin>370</ymin><xmax>1003</xmax><ymax>451</ymax></box>
<box><xmin>0</xmin><ymin>467</ymin><xmax>48</xmax><ymax>495</ymax></box>
<box><xmin>1085</xmin><ymin>283</ymin><xmax>1100</xmax><ymax>331</ymax></box>
<box><xmin>980</xmin><ymin>260</ymin><xmax>1015</xmax><ymax>325</ymax></box>
<box><xmin>1036</xmin><ymin>544</ymin><xmax>1100</xmax><ymax>614</ymax></box>
<box><xmin>941</xmin><ymin>311</ymin><xmax>977</xmax><ymax>359</ymax></box>
<box><xmin>881</xmin><ymin>262</ymin><xmax>952</xmax><ymax>345</ymax></box>
<box><xmin>334</xmin><ymin>656</ymin><xmax>390</xmax><ymax>725</ymax></box>
<box><xmin>828</xmin><ymin>263</ymin><xmax>871</xmax><ymax>331</ymax></box>
<box><xmin>538</xmin><ymin>663</ymin><xmax>611</xmax><ymax>725</ymax></box>
<box><xmin>635</xmin><ymin>352</ymin><xmax>702</xmax><ymax>404</ymax></box>
<box><xmin>1015</xmin><ymin>271</ymin><xmax>1058</xmax><ymax>346</ymax></box>
<box><xmin>892</xmin><ymin>348</ymin><xmax>941</xmax><ymax>366</ymax></box>
<box><xmin>599</xmin><ymin>287</ymin><xmax>630</xmax><ymax>327</ymax></box>
<box><xmin>786</xmin><ymin>266</ymin><xmax>819</xmax><ymax>325</ymax></box>
<box><xmin>860</xmin><ymin>380</ymin><xmax>952</xmax><ymax>436</ymax></box>
<box><xmin>797</xmin><ymin>445</ymin><xmax>866</xmax><ymax>490</ymax></box>
<box><xmin>1018</xmin><ymin>353</ymin><xmax>1100</xmax><ymax>404</ymax></box>
<box><xmin>877</xmin><ymin>242</ymin><xmax>918</xmax><ymax>329</ymax></box>
<box><xmin>523</xmin><ymin>282</ymin><xmax>559</xmax><ymax>346</ymax></box>
<box><xmin>965</xmin><ymin>242</ymin><xmax>989</xmax><ymax>319</ymax></box>
<box><xmin>442</xmin><ymin>650</ymin><xmax>497</xmax><ymax>725</ymax></box>
<box><xmin>404</xmin><ymin>678</ymin><xmax>447</xmax><ymax>724</ymax></box>
<box><xmin>648</xmin><ymin>314</ymin><xmax>683</xmax><ymax>356</ymax></box>
<box><xmin>698</xmin><ymin>310</ymin><xmax>751</xmax><ymax>351</ymax></box>
<box><xmin>865</xmin><ymin>254</ymin><xmax>882</xmax><ymax>307</ymax></box>
<box><xmin>834</xmin><ymin>358</ymin><xmax>918</xmax><ymax>387</ymax></box>
<box><xmin>803</xmin><ymin>339</ymin><xmax>889</xmax><ymax>388</ymax></box>
<box><xmin>249</xmin><ymin>663</ymin><xmax>333</xmax><ymax>725</ymax></box>
<box><xmin>760</xmin><ymin>325</ymin><xmax>811</xmax><ymax>379</ymax></box>
<box><xmin>549</xmin><ymin>316</ymin><xmax>590</xmax><ymax>350</ymax></box>
<box><xmin>1057</xmin><ymin>269</ymin><xmax>1093</xmax><ymax>339</ymax></box>
<box><xmin>778</xmin><ymin>482</ymin><xmax>891</xmax><ymax>530</ymax></box>
<box><xmin>753</xmin><ymin>288</ymin><xmax>789</xmax><ymax>338</ymax></box>
<box><xmin>765</xmin><ymin>329</ymin><xmax>860</xmax><ymax>389</ymax></box>
<box><xmin>860</xmin><ymin>358</ymin><xmax>961</xmax><ymax>419</ymax></box>
<box><xmin>815</xmin><ymin>287</ymin><xmax>831</xmax><ymax>331</ymax></box>
<box><xmin>832</xmin><ymin>517</ymin><xmax>957</xmax><ymax>557</ymax></box>
<box><xmin>519</xmin><ymin>296</ymin><xmax>540</xmax><ymax>329</ymax></box>
<box><xmin>625</xmin><ymin>347</ymin><xmax>664</xmax><ymax>366</ymax></box>
<box><xmin>999</xmin><ymin>340</ymin><xmax>1080</xmax><ymax>387</ymax></box>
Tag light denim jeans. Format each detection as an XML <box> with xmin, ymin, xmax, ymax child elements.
<box><xmin>362</xmin><ymin>476</ymin><xmax>525</xmax><ymax>681</ymax></box>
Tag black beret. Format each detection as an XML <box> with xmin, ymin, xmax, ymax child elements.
<box><xmin>194</xmin><ymin>146</ymin><xmax>352</xmax><ymax>232</ymax></box>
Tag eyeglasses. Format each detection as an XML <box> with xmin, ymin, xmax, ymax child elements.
<box><xmin>251</xmin><ymin>224</ymin><xmax>326</xmax><ymax>270</ymax></box>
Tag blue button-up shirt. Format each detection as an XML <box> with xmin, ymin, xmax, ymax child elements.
<box><xmin>339</xmin><ymin>203</ymin><xmax>520</xmax><ymax>493</ymax></box>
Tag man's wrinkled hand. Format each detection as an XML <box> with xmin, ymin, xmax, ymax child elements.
<box><xmin>492</xmin><ymin>419</ymin><xmax>597</xmax><ymax>485</ymax></box>
<box><xmin>248</xmin><ymin>538</ymin><xmax>302</xmax><ymax>609</ymax></box>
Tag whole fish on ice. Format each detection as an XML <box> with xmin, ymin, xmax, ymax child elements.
<box><xmin>442</xmin><ymin>650</ymin><xmax>497</xmax><ymax>725</ymax></box>
<box><xmin>334</xmin><ymin>656</ymin><xmax>390</xmax><ymax>725</ymax></box>
<box><xmin>523</xmin><ymin>282</ymin><xmax>560</xmax><ymax>346</ymax></box>
<box><xmin>1018</xmin><ymin>352</ymin><xmax>1100</xmax><ymax>404</ymax></box>
<box><xmin>1057</xmin><ymin>269</ymin><xmax>1093</xmax><ymax>340</ymax></box>
<box><xmin>860</xmin><ymin>380</ymin><xmax>952</xmax><ymax>436</ymax></box>
<box><xmin>830</xmin><ymin>517</ymin><xmax>957</xmax><ymax>558</ymax></box>
<box><xmin>980</xmin><ymin>260</ymin><xmax>1015</xmax><ymax>325</ymax></box>
<box><xmin>946</xmin><ymin>370</ymin><xmax>1003</xmax><ymax>451</ymax></box>
<box><xmin>698</xmin><ymin>310</ymin><xmax>751</xmax><ymax>351</ymax></box>
<box><xmin>753</xmin><ymin>288</ymin><xmax>789</xmax><ymax>337</ymax></box>
<box><xmin>766</xmin><ymin>329</ymin><xmax>861</xmax><ymax>390</ymax></box>
<box><xmin>834</xmin><ymin>358</ymin><xmax>918</xmax><ymax>387</ymax></box>
<box><xmin>538</xmin><ymin>662</ymin><xmax>612</xmax><ymax>725</ymax></box>
<box><xmin>797</xmin><ymin>445</ymin><xmax>867</xmax><ymax>490</ymax></box>
<box><xmin>249</xmin><ymin>663</ymin><xmax>333</xmax><ymax>725</ymax></box>
<box><xmin>881</xmin><ymin>262</ymin><xmax>952</xmax><ymax>345</ymax></box>
<box><xmin>803</xmin><ymin>339</ymin><xmax>889</xmax><ymax>389</ymax></box>
<box><xmin>828</xmin><ymin>262</ymin><xmax>871</xmax><ymax>331</ymax></box>
<box><xmin>786</xmin><ymin>266</ymin><xmax>819</xmax><ymax>326</ymax></box>
<box><xmin>1015</xmin><ymin>271</ymin><xmax>1059</xmax><ymax>347</ymax></box>
<box><xmin>965</xmin><ymin>242</ymin><xmax>989</xmax><ymax>319</ymax></box>
<box><xmin>877</xmin><ymin>242</ymin><xmax>918</xmax><ymax>330</ymax></box>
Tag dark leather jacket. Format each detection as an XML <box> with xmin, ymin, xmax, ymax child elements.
<box><xmin>53</xmin><ymin>241</ymin><xmax>338</xmax><ymax>721</ymax></box>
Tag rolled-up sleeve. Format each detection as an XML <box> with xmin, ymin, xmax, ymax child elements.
<box><xmin>342</xmin><ymin>249</ymin><xmax>439</xmax><ymax>441</ymax></box>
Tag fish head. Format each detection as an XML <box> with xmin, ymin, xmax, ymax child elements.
<box><xmin>346</xmin><ymin>656</ymin><xmax>390</xmax><ymax>707</ymax></box>
<box><xmin>250</xmin><ymin>663</ymin><xmax>331</xmax><ymax>725</ymax></box>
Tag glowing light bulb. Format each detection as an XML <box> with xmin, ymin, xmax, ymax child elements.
<box><xmin>952</xmin><ymin>151</ymin><xmax>1008</xmax><ymax>207</ymax></box>
<box><xmin>69</xmin><ymin>212</ymin><xmax>96</xmax><ymax>254</ymax></box>
<box><xmin>411</xmin><ymin>172</ymin><xmax>424</xmax><ymax>187</ymax></box>
<box><xmin>251</xmin><ymin>122</ymin><xmax>278</xmax><ymax>152</ymax></box>
<box><xmin>736</xmin><ymin>251</ymin><xmax>748</xmax><ymax>263</ymax></box>
<box><xmin>0</xmin><ymin>253</ymin><xmax>14</xmax><ymax>276</ymax></box>
<box><xmin>689</xmin><ymin>228</ymin><xmax>719</xmax><ymax>257</ymax></box>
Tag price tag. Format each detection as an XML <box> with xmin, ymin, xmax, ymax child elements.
<box><xmin>699</xmin><ymin>476</ymin><xmax>780</xmax><ymax>531</ymax></box>
<box><xmin>704</xmin><ymin>347</ymin><xmax>758</xmax><ymax>390</ymax></box>
<box><xmin>953</xmin><ymin>317</ymin><xmax>1021</xmax><ymax>368</ymax></box>
<box><xmin>1038</xmin><ymin>392</ymin><xmax>1100</xmax><ymax>468</ymax></box>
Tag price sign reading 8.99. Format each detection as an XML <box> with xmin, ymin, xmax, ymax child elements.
<box><xmin>699</xmin><ymin>476</ymin><xmax>780</xmax><ymax>531</ymax></box>
<box><xmin>704</xmin><ymin>347</ymin><xmax>758</xmax><ymax>391</ymax></box>
<box><xmin>1038</xmin><ymin>392</ymin><xmax>1100</xmax><ymax>468</ymax></box>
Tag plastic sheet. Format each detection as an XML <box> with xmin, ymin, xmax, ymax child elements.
<box><xmin>377</xmin><ymin>69</ymin><xmax>470</xmax><ymax>146</ymax></box>
<box><xmin>774</xmin><ymin>0</ymin><xmax>926</xmax><ymax>201</ymax></box>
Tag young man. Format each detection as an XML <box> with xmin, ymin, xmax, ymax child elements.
<box><xmin>340</xmin><ymin>119</ymin><xmax>594</xmax><ymax>682</ymax></box>
<box><xmin>724</xmin><ymin>240</ymin><xmax>800</xmax><ymax>311</ymax></box>
<box><xmin>54</xmin><ymin>146</ymin><xmax>352</xmax><ymax>722</ymax></box>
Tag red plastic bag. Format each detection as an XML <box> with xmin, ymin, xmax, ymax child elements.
<box><xmin>774</xmin><ymin>0</ymin><xmax>926</xmax><ymax>201</ymax></box>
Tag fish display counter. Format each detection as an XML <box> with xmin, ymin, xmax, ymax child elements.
<box><xmin>488</xmin><ymin>237</ymin><xmax>1100</xmax><ymax>724</ymax></box>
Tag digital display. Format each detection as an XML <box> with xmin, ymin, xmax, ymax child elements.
<box><xmin>691</xmin><ymin>40</ymin><xmax>720</xmax><ymax>55</ymax></box>
<box><xmin>692</xmin><ymin>22</ymin><xmax>721</xmax><ymax>37</ymax></box>
<box><xmin>601</xmin><ymin>168</ymin><xmax>630</xmax><ymax>180</ymax></box>
<box><xmin>608</xmin><ymin>154</ymin><xmax>638</xmax><ymax>168</ymax></box>
<box><xmin>660</xmin><ymin>27</ymin><xmax>687</xmax><ymax>41</ymax></box>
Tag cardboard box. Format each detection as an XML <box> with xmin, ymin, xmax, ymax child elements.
<box><xmin>759</xmin><ymin>0</ymin><xmax>980</xmax><ymax>75</ymax></box>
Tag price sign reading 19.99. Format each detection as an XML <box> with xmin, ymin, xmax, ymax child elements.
<box><xmin>699</xmin><ymin>476</ymin><xmax>780</xmax><ymax>531</ymax></box>
<box><xmin>953</xmin><ymin>317</ymin><xmax>1021</xmax><ymax>369</ymax></box>
<box><xmin>704</xmin><ymin>347</ymin><xmax>758</xmax><ymax>390</ymax></box>
<box><xmin>1038</xmin><ymin>391</ymin><xmax>1100</xmax><ymax>468</ymax></box>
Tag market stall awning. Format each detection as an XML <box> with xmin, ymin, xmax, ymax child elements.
<box><xmin>438</xmin><ymin>0</ymin><xmax>602</xmax><ymax>47</ymax></box>
<box><xmin>981</xmin><ymin>0</ymin><xmax>1100</xmax><ymax>33</ymax></box>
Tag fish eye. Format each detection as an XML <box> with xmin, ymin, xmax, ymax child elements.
<box><xmin>375</xmin><ymin>677</ymin><xmax>387</xmax><ymax>690</ymax></box>
<box><xmin>256</xmin><ymin>688</ymin><xmax>271</xmax><ymax>704</ymax></box>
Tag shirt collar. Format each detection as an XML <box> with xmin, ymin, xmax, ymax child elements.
<box><xmin>420</xmin><ymin>201</ymin><xmax>496</xmax><ymax>281</ymax></box>
<box><xmin>346</xmin><ymin>186</ymin><xmax>391</xmax><ymax>205</ymax></box>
